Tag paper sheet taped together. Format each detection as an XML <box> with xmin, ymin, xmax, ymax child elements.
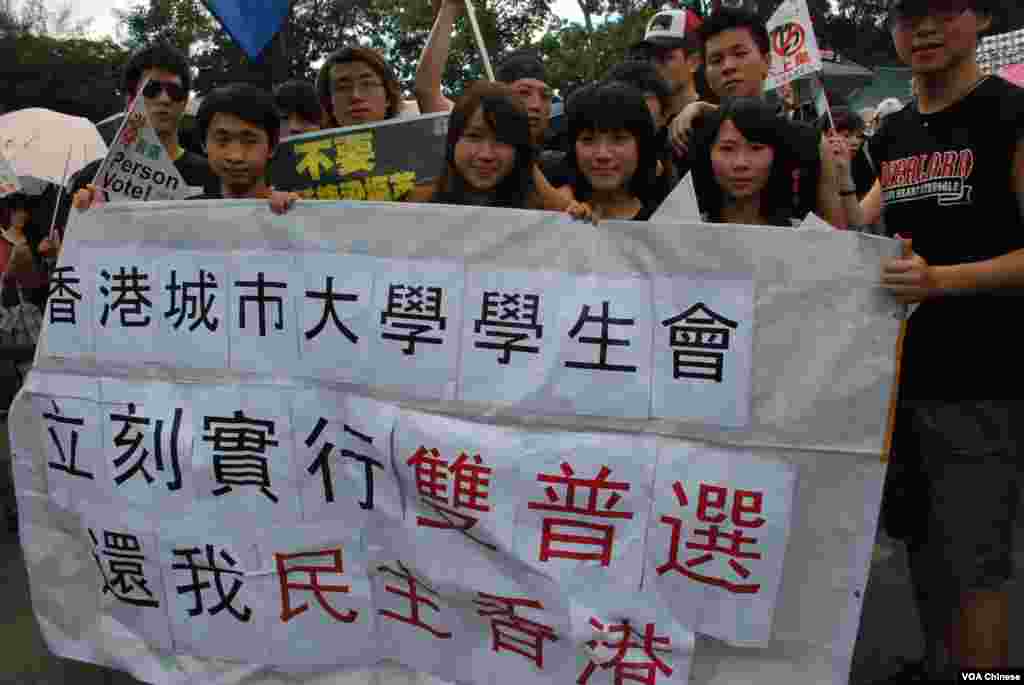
<box><xmin>13</xmin><ymin>200</ymin><xmax>902</xmax><ymax>685</ymax></box>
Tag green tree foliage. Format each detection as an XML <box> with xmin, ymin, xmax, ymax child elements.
<box><xmin>0</xmin><ymin>1</ymin><xmax>125</xmax><ymax>119</ymax></box>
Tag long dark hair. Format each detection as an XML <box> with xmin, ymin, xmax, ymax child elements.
<box><xmin>430</xmin><ymin>81</ymin><xmax>535</xmax><ymax>208</ymax></box>
<box><xmin>565</xmin><ymin>82</ymin><xmax>659</xmax><ymax>202</ymax></box>
<box><xmin>690</xmin><ymin>97</ymin><xmax>804</xmax><ymax>226</ymax></box>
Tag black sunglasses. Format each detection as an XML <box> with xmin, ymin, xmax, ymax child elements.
<box><xmin>141</xmin><ymin>80</ymin><xmax>188</xmax><ymax>102</ymax></box>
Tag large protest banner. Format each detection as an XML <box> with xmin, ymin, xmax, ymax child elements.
<box><xmin>269</xmin><ymin>113</ymin><xmax>449</xmax><ymax>201</ymax></box>
<box><xmin>11</xmin><ymin>199</ymin><xmax>903</xmax><ymax>685</ymax></box>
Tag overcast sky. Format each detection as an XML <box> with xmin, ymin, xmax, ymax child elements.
<box><xmin>45</xmin><ymin>0</ymin><xmax>586</xmax><ymax>44</ymax></box>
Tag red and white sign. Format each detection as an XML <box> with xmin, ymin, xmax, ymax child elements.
<box><xmin>764</xmin><ymin>0</ymin><xmax>824</xmax><ymax>91</ymax></box>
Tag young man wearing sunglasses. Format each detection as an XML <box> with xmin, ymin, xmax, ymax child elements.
<box><xmin>859</xmin><ymin>1</ymin><xmax>1024</xmax><ymax>682</ymax></box>
<box><xmin>66</xmin><ymin>43</ymin><xmax>218</xmax><ymax>213</ymax></box>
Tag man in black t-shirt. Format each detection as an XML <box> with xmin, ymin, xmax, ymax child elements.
<box><xmin>860</xmin><ymin>1</ymin><xmax>1024</xmax><ymax>682</ymax></box>
<box><xmin>59</xmin><ymin>44</ymin><xmax>218</xmax><ymax>234</ymax></box>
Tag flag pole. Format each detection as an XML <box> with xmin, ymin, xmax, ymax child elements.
<box><xmin>462</xmin><ymin>0</ymin><xmax>495</xmax><ymax>81</ymax></box>
<box><xmin>48</xmin><ymin>145</ymin><xmax>74</xmax><ymax>244</ymax></box>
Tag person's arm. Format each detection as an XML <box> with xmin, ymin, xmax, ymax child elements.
<box><xmin>816</xmin><ymin>134</ymin><xmax>847</xmax><ymax>230</ymax></box>
<box><xmin>414</xmin><ymin>0</ymin><xmax>461</xmax><ymax>115</ymax></box>
<box><xmin>826</xmin><ymin>132</ymin><xmax>868</xmax><ymax>229</ymax></box>
<box><xmin>858</xmin><ymin>180</ymin><xmax>883</xmax><ymax>227</ymax></box>
<box><xmin>530</xmin><ymin>164</ymin><xmax>574</xmax><ymax>211</ymax></box>
<box><xmin>882</xmin><ymin>138</ymin><xmax>1024</xmax><ymax>302</ymax></box>
<box><xmin>668</xmin><ymin>101</ymin><xmax>718</xmax><ymax>157</ymax></box>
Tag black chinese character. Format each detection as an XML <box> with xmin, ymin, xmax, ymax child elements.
<box><xmin>203</xmin><ymin>410</ymin><xmax>279</xmax><ymax>502</ymax></box>
<box><xmin>305</xmin><ymin>418</ymin><xmax>383</xmax><ymax>510</ymax></box>
<box><xmin>473</xmin><ymin>291</ymin><xmax>543</xmax><ymax>364</ymax></box>
<box><xmin>165</xmin><ymin>269</ymin><xmax>219</xmax><ymax>332</ymax></box>
<box><xmin>172</xmin><ymin>545</ymin><xmax>252</xmax><ymax>622</ymax></box>
<box><xmin>109</xmin><ymin>404</ymin><xmax>183</xmax><ymax>491</ymax></box>
<box><xmin>661</xmin><ymin>303</ymin><xmax>738</xmax><ymax>383</ymax></box>
<box><xmin>100</xmin><ymin>266</ymin><xmax>153</xmax><ymax>327</ymax></box>
<box><xmin>380</xmin><ymin>284</ymin><xmax>446</xmax><ymax>355</ymax></box>
<box><xmin>48</xmin><ymin>266</ymin><xmax>82</xmax><ymax>325</ymax></box>
<box><xmin>235</xmin><ymin>272</ymin><xmax>286</xmax><ymax>337</ymax></box>
<box><xmin>88</xmin><ymin>529</ymin><xmax>159</xmax><ymax>607</ymax></box>
<box><xmin>305</xmin><ymin>276</ymin><xmax>359</xmax><ymax>343</ymax></box>
<box><xmin>565</xmin><ymin>301</ymin><xmax>637</xmax><ymax>373</ymax></box>
<box><xmin>43</xmin><ymin>399</ymin><xmax>94</xmax><ymax>479</ymax></box>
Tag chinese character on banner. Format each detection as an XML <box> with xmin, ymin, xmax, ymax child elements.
<box><xmin>202</xmin><ymin>410</ymin><xmax>280</xmax><ymax>502</ymax></box>
<box><xmin>527</xmin><ymin>462</ymin><xmax>633</xmax><ymax>566</ymax></box>
<box><xmin>294</xmin><ymin>139</ymin><xmax>334</xmax><ymax>181</ymax></box>
<box><xmin>235</xmin><ymin>272</ymin><xmax>287</xmax><ymax>337</ymax></box>
<box><xmin>406</xmin><ymin>446</ymin><xmax>495</xmax><ymax>551</ymax></box>
<box><xmin>165</xmin><ymin>268</ymin><xmax>219</xmax><ymax>332</ymax></box>
<box><xmin>473</xmin><ymin>291</ymin><xmax>543</xmax><ymax>364</ymax></box>
<box><xmin>660</xmin><ymin>303</ymin><xmax>738</xmax><ymax>383</ymax></box>
<box><xmin>48</xmin><ymin>266</ymin><xmax>82</xmax><ymax>325</ymax></box>
<box><xmin>305</xmin><ymin>276</ymin><xmax>359</xmax><ymax>343</ymax></box>
<box><xmin>108</xmin><ymin>403</ymin><xmax>184</xmax><ymax>491</ymax></box>
<box><xmin>565</xmin><ymin>301</ymin><xmax>638</xmax><ymax>373</ymax></box>
<box><xmin>88</xmin><ymin>528</ymin><xmax>160</xmax><ymax>607</ymax></box>
<box><xmin>276</xmin><ymin>549</ymin><xmax>358</xmax><ymax>623</ymax></box>
<box><xmin>377</xmin><ymin>561</ymin><xmax>451</xmax><ymax>638</ymax></box>
<box><xmin>99</xmin><ymin>266</ymin><xmax>153</xmax><ymax>327</ymax></box>
<box><xmin>43</xmin><ymin>398</ymin><xmax>94</xmax><ymax>479</ymax></box>
<box><xmin>579</xmin><ymin>619</ymin><xmax>673</xmax><ymax>685</ymax></box>
<box><xmin>380</xmin><ymin>284</ymin><xmax>446</xmax><ymax>355</ymax></box>
<box><xmin>171</xmin><ymin>544</ymin><xmax>252</xmax><ymax>622</ymax></box>
<box><xmin>474</xmin><ymin>593</ymin><xmax>558</xmax><ymax>668</ymax></box>
<box><xmin>657</xmin><ymin>481</ymin><xmax>765</xmax><ymax>594</ymax></box>
<box><xmin>304</xmin><ymin>417</ymin><xmax>383</xmax><ymax>509</ymax></box>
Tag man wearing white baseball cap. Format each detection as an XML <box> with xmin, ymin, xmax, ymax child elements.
<box><xmin>629</xmin><ymin>8</ymin><xmax>705</xmax><ymax>123</ymax></box>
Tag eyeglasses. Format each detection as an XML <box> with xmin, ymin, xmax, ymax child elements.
<box><xmin>886</xmin><ymin>0</ymin><xmax>971</xmax><ymax>31</ymax></box>
<box><xmin>141</xmin><ymin>80</ymin><xmax>188</xmax><ymax>102</ymax></box>
<box><xmin>333</xmin><ymin>78</ymin><xmax>386</xmax><ymax>98</ymax></box>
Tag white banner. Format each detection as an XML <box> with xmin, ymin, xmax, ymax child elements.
<box><xmin>91</xmin><ymin>78</ymin><xmax>191</xmax><ymax>202</ymax></box>
<box><xmin>764</xmin><ymin>0</ymin><xmax>825</xmax><ymax>91</ymax></box>
<box><xmin>12</xmin><ymin>200</ymin><xmax>904</xmax><ymax>685</ymax></box>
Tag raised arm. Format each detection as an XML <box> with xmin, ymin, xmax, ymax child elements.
<box><xmin>414</xmin><ymin>0</ymin><xmax>462</xmax><ymax>115</ymax></box>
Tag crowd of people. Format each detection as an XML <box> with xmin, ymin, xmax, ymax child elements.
<box><xmin>3</xmin><ymin>0</ymin><xmax>1023</xmax><ymax>682</ymax></box>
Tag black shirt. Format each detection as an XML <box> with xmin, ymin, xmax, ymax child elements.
<box><xmin>870</xmin><ymin>75</ymin><xmax>1024</xmax><ymax>400</ymax></box>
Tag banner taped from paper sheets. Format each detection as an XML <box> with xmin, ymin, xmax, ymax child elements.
<box><xmin>11</xmin><ymin>199</ymin><xmax>903</xmax><ymax>685</ymax></box>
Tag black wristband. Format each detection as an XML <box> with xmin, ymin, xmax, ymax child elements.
<box><xmin>840</xmin><ymin>190</ymin><xmax>857</xmax><ymax>197</ymax></box>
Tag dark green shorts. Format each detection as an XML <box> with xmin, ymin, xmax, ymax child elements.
<box><xmin>885</xmin><ymin>401</ymin><xmax>1022</xmax><ymax>591</ymax></box>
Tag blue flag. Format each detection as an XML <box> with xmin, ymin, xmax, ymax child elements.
<box><xmin>202</xmin><ymin>0</ymin><xmax>290</xmax><ymax>59</ymax></box>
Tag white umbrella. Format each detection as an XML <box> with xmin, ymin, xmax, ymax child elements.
<box><xmin>0</xmin><ymin>108</ymin><xmax>108</xmax><ymax>187</ymax></box>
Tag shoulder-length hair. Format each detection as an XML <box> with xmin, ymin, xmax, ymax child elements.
<box><xmin>429</xmin><ymin>81</ymin><xmax>535</xmax><ymax>209</ymax></box>
<box><xmin>565</xmin><ymin>82</ymin><xmax>659</xmax><ymax>203</ymax></box>
<box><xmin>689</xmin><ymin>97</ymin><xmax>804</xmax><ymax>227</ymax></box>
<box><xmin>316</xmin><ymin>46</ymin><xmax>403</xmax><ymax>127</ymax></box>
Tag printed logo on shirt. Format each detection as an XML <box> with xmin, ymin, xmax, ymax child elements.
<box><xmin>879</xmin><ymin>148</ymin><xmax>974</xmax><ymax>207</ymax></box>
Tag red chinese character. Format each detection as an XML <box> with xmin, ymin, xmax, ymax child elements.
<box><xmin>406</xmin><ymin>447</ymin><xmax>495</xmax><ymax>550</ymax></box>
<box><xmin>578</xmin><ymin>619</ymin><xmax>672</xmax><ymax>685</ymax></box>
<box><xmin>475</xmin><ymin>593</ymin><xmax>559</xmax><ymax>669</ymax></box>
<box><xmin>656</xmin><ymin>481</ymin><xmax>765</xmax><ymax>594</ymax></box>
<box><xmin>377</xmin><ymin>561</ymin><xmax>452</xmax><ymax>639</ymax></box>
<box><xmin>795</xmin><ymin>51</ymin><xmax>811</xmax><ymax>67</ymax></box>
<box><xmin>528</xmin><ymin>462</ymin><xmax>633</xmax><ymax>566</ymax></box>
<box><xmin>275</xmin><ymin>549</ymin><xmax>358</xmax><ymax>623</ymax></box>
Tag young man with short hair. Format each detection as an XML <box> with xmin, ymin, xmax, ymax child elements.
<box><xmin>667</xmin><ymin>7</ymin><xmax>845</xmax><ymax>228</ymax></box>
<box><xmin>864</xmin><ymin>1</ymin><xmax>1024</xmax><ymax>680</ymax></box>
<box><xmin>628</xmin><ymin>8</ymin><xmax>705</xmax><ymax>122</ymax></box>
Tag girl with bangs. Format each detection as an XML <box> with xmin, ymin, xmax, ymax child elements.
<box><xmin>425</xmin><ymin>81</ymin><xmax>536</xmax><ymax>208</ymax></box>
<box><xmin>561</xmin><ymin>82</ymin><xmax>661</xmax><ymax>222</ymax></box>
<box><xmin>688</xmin><ymin>97</ymin><xmax>808</xmax><ymax>227</ymax></box>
